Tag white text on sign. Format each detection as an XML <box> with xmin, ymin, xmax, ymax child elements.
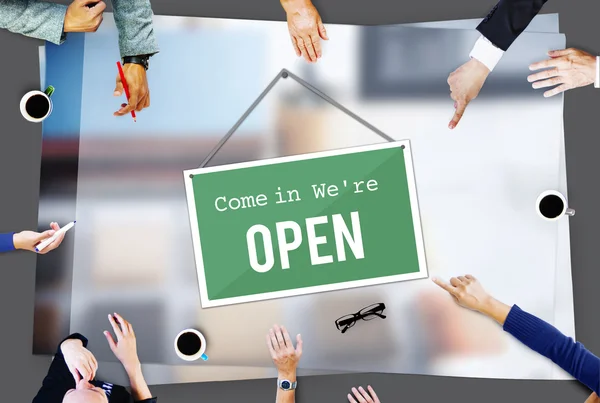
<box><xmin>246</xmin><ymin>211</ymin><xmax>364</xmax><ymax>273</ymax></box>
<box><xmin>213</xmin><ymin>179</ymin><xmax>379</xmax><ymax>212</ymax></box>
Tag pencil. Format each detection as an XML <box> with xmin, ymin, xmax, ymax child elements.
<box><xmin>116</xmin><ymin>61</ymin><xmax>137</xmax><ymax>122</ymax></box>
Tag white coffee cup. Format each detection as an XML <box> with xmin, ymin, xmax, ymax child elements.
<box><xmin>20</xmin><ymin>86</ymin><xmax>54</xmax><ymax>123</ymax></box>
<box><xmin>174</xmin><ymin>328</ymin><xmax>208</xmax><ymax>361</ymax></box>
<box><xmin>536</xmin><ymin>190</ymin><xmax>575</xmax><ymax>221</ymax></box>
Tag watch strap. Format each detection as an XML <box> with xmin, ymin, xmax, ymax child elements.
<box><xmin>122</xmin><ymin>55</ymin><xmax>149</xmax><ymax>70</ymax></box>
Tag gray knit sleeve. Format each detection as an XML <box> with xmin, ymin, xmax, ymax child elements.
<box><xmin>0</xmin><ymin>0</ymin><xmax>68</xmax><ymax>45</ymax></box>
<box><xmin>112</xmin><ymin>0</ymin><xmax>160</xmax><ymax>57</ymax></box>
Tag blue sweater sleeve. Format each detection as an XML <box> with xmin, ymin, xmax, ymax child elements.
<box><xmin>503</xmin><ymin>305</ymin><xmax>600</xmax><ymax>394</ymax></box>
<box><xmin>0</xmin><ymin>233</ymin><xmax>15</xmax><ymax>253</ymax></box>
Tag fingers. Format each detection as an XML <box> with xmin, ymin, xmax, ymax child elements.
<box><xmin>36</xmin><ymin>229</ymin><xmax>55</xmax><ymax>244</ymax></box>
<box><xmin>89</xmin><ymin>14</ymin><xmax>103</xmax><ymax>32</ymax></box>
<box><xmin>290</xmin><ymin>35</ymin><xmax>302</xmax><ymax>57</ymax></box>
<box><xmin>298</xmin><ymin>37</ymin><xmax>314</xmax><ymax>63</ymax></box>
<box><xmin>358</xmin><ymin>386</ymin><xmax>374</xmax><ymax>402</ymax></box>
<box><xmin>317</xmin><ymin>19</ymin><xmax>328</xmax><ymax>40</ymax></box>
<box><xmin>89</xmin><ymin>351</ymin><xmax>98</xmax><ymax>379</ymax></box>
<box><xmin>42</xmin><ymin>224</ymin><xmax>65</xmax><ymax>253</ymax></box>
<box><xmin>269</xmin><ymin>328</ymin><xmax>280</xmax><ymax>351</ymax></box>
<box><xmin>108</xmin><ymin>314</ymin><xmax>124</xmax><ymax>340</ymax></box>
<box><xmin>367</xmin><ymin>386</ymin><xmax>379</xmax><ymax>403</ymax></box>
<box><xmin>348</xmin><ymin>394</ymin><xmax>358</xmax><ymax>403</ymax></box>
<box><xmin>266</xmin><ymin>333</ymin><xmax>277</xmax><ymax>359</ymax></box>
<box><xmin>38</xmin><ymin>229</ymin><xmax>55</xmax><ymax>239</ymax></box>
<box><xmin>544</xmin><ymin>84</ymin><xmax>569</xmax><ymax>98</ymax></box>
<box><xmin>113</xmin><ymin>312</ymin><xmax>133</xmax><ymax>335</ymax></box>
<box><xmin>77</xmin><ymin>0</ymin><xmax>101</xmax><ymax>5</ymax></box>
<box><xmin>431</xmin><ymin>276</ymin><xmax>456</xmax><ymax>295</ymax></box>
<box><xmin>119</xmin><ymin>93</ymin><xmax>138</xmax><ymax>115</ymax></box>
<box><xmin>114</xmin><ymin>74</ymin><xmax>123</xmax><ymax>96</ymax></box>
<box><xmin>68</xmin><ymin>365</ymin><xmax>82</xmax><ymax>383</ymax></box>
<box><xmin>78</xmin><ymin>361</ymin><xmax>93</xmax><ymax>380</ymax></box>
<box><xmin>527</xmin><ymin>67</ymin><xmax>560</xmax><ymax>83</ymax></box>
<box><xmin>295</xmin><ymin>334</ymin><xmax>303</xmax><ymax>356</ymax></box>
<box><xmin>351</xmin><ymin>387</ymin><xmax>368</xmax><ymax>403</ymax></box>
<box><xmin>82</xmin><ymin>357</ymin><xmax>96</xmax><ymax>380</ymax></box>
<box><xmin>281</xmin><ymin>326</ymin><xmax>293</xmax><ymax>349</ymax></box>
<box><xmin>273</xmin><ymin>324</ymin><xmax>286</xmax><ymax>347</ymax></box>
<box><xmin>448</xmin><ymin>101</ymin><xmax>467</xmax><ymax>130</ymax></box>
<box><xmin>135</xmin><ymin>93</ymin><xmax>148</xmax><ymax>112</ymax></box>
<box><xmin>304</xmin><ymin>36</ymin><xmax>318</xmax><ymax>62</ymax></box>
<box><xmin>532</xmin><ymin>76</ymin><xmax>563</xmax><ymax>90</ymax></box>
<box><xmin>457</xmin><ymin>275</ymin><xmax>468</xmax><ymax>283</ymax></box>
<box><xmin>39</xmin><ymin>237</ymin><xmax>62</xmax><ymax>254</ymax></box>
<box><xmin>548</xmin><ymin>48</ymin><xmax>575</xmax><ymax>58</ymax></box>
<box><xmin>465</xmin><ymin>274</ymin><xmax>476</xmax><ymax>281</ymax></box>
<box><xmin>103</xmin><ymin>330</ymin><xmax>118</xmax><ymax>352</ymax></box>
<box><xmin>529</xmin><ymin>56</ymin><xmax>567</xmax><ymax>71</ymax></box>
<box><xmin>449</xmin><ymin>277</ymin><xmax>462</xmax><ymax>287</ymax></box>
<box><xmin>310</xmin><ymin>34</ymin><xmax>322</xmax><ymax>59</ymax></box>
<box><xmin>115</xmin><ymin>84</ymin><xmax>148</xmax><ymax>115</ymax></box>
<box><xmin>89</xmin><ymin>1</ymin><xmax>106</xmax><ymax>16</ymax></box>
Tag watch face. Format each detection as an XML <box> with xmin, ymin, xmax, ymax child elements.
<box><xmin>281</xmin><ymin>381</ymin><xmax>291</xmax><ymax>389</ymax></box>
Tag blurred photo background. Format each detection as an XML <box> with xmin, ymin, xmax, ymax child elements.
<box><xmin>34</xmin><ymin>14</ymin><xmax>571</xmax><ymax>384</ymax></box>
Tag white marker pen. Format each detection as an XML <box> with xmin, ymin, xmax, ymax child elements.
<box><xmin>35</xmin><ymin>221</ymin><xmax>76</xmax><ymax>252</ymax></box>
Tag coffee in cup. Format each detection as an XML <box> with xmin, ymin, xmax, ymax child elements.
<box><xmin>536</xmin><ymin>190</ymin><xmax>575</xmax><ymax>221</ymax></box>
<box><xmin>20</xmin><ymin>86</ymin><xmax>55</xmax><ymax>123</ymax></box>
<box><xmin>174</xmin><ymin>328</ymin><xmax>208</xmax><ymax>361</ymax></box>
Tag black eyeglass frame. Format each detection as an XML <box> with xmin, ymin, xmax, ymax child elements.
<box><xmin>335</xmin><ymin>302</ymin><xmax>387</xmax><ymax>334</ymax></box>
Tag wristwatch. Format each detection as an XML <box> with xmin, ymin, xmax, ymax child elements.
<box><xmin>122</xmin><ymin>55</ymin><xmax>150</xmax><ymax>71</ymax></box>
<box><xmin>277</xmin><ymin>379</ymin><xmax>297</xmax><ymax>391</ymax></box>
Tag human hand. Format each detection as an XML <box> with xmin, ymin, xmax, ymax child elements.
<box><xmin>528</xmin><ymin>48</ymin><xmax>596</xmax><ymax>97</ymax></box>
<box><xmin>13</xmin><ymin>222</ymin><xmax>65</xmax><ymax>254</ymax></box>
<box><xmin>61</xmin><ymin>338</ymin><xmax>99</xmax><ymax>382</ymax></box>
<box><xmin>104</xmin><ymin>313</ymin><xmax>141</xmax><ymax>373</ymax></box>
<box><xmin>64</xmin><ymin>0</ymin><xmax>106</xmax><ymax>33</ymax></box>
<box><xmin>431</xmin><ymin>275</ymin><xmax>493</xmax><ymax>312</ymax></box>
<box><xmin>114</xmin><ymin>64</ymin><xmax>150</xmax><ymax>116</ymax></box>
<box><xmin>432</xmin><ymin>275</ymin><xmax>511</xmax><ymax>325</ymax></box>
<box><xmin>266</xmin><ymin>324</ymin><xmax>302</xmax><ymax>377</ymax></box>
<box><xmin>585</xmin><ymin>392</ymin><xmax>600</xmax><ymax>403</ymax></box>
<box><xmin>447</xmin><ymin>58</ymin><xmax>490</xmax><ymax>129</ymax></box>
<box><xmin>348</xmin><ymin>385</ymin><xmax>380</xmax><ymax>403</ymax></box>
<box><xmin>282</xmin><ymin>0</ymin><xmax>328</xmax><ymax>63</ymax></box>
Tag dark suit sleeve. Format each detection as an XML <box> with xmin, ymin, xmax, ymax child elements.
<box><xmin>32</xmin><ymin>333</ymin><xmax>89</xmax><ymax>403</ymax></box>
<box><xmin>476</xmin><ymin>0</ymin><xmax>548</xmax><ymax>51</ymax></box>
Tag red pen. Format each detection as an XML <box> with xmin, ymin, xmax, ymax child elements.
<box><xmin>116</xmin><ymin>61</ymin><xmax>136</xmax><ymax>122</ymax></box>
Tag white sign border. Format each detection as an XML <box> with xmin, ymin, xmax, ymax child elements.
<box><xmin>183</xmin><ymin>140</ymin><xmax>428</xmax><ymax>308</ymax></box>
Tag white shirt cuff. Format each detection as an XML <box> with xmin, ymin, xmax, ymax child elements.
<box><xmin>595</xmin><ymin>56</ymin><xmax>599</xmax><ymax>88</ymax></box>
<box><xmin>469</xmin><ymin>35</ymin><xmax>505</xmax><ymax>72</ymax></box>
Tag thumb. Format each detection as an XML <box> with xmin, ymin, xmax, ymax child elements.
<box><xmin>104</xmin><ymin>331</ymin><xmax>117</xmax><ymax>352</ymax></box>
<box><xmin>295</xmin><ymin>334</ymin><xmax>303</xmax><ymax>356</ymax></box>
<box><xmin>318</xmin><ymin>19</ymin><xmax>328</xmax><ymax>40</ymax></box>
<box><xmin>448</xmin><ymin>101</ymin><xmax>468</xmax><ymax>130</ymax></box>
<box><xmin>36</xmin><ymin>230</ymin><xmax>55</xmax><ymax>242</ymax></box>
<box><xmin>548</xmin><ymin>48</ymin><xmax>574</xmax><ymax>57</ymax></box>
<box><xmin>114</xmin><ymin>76</ymin><xmax>123</xmax><ymax>96</ymax></box>
<box><xmin>68</xmin><ymin>365</ymin><xmax>82</xmax><ymax>383</ymax></box>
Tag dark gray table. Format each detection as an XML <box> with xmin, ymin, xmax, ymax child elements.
<box><xmin>1</xmin><ymin>0</ymin><xmax>598</xmax><ymax>401</ymax></box>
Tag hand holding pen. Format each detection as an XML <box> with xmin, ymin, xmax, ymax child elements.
<box><xmin>114</xmin><ymin>62</ymin><xmax>151</xmax><ymax>120</ymax></box>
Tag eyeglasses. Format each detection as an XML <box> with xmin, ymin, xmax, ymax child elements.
<box><xmin>335</xmin><ymin>303</ymin><xmax>386</xmax><ymax>334</ymax></box>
